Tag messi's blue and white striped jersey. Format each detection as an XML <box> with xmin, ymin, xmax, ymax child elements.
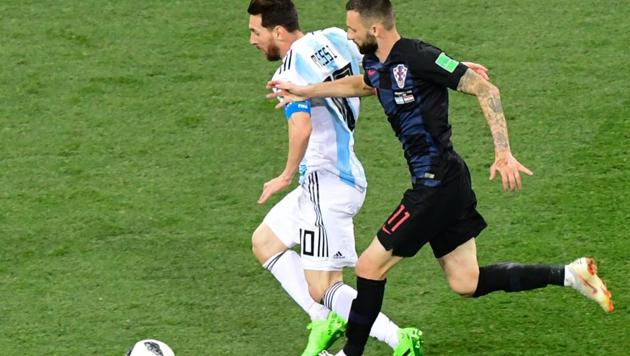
<box><xmin>272</xmin><ymin>27</ymin><xmax>366</xmax><ymax>190</ymax></box>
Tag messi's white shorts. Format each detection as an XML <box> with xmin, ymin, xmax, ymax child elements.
<box><xmin>263</xmin><ymin>170</ymin><xmax>366</xmax><ymax>271</ymax></box>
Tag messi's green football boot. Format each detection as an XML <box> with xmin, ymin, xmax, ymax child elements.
<box><xmin>393</xmin><ymin>327</ymin><xmax>423</xmax><ymax>356</ymax></box>
<box><xmin>301</xmin><ymin>312</ymin><xmax>346</xmax><ymax>356</ymax></box>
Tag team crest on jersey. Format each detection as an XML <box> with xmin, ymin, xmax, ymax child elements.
<box><xmin>393</xmin><ymin>64</ymin><xmax>408</xmax><ymax>89</ymax></box>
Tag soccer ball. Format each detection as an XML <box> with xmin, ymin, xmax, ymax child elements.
<box><xmin>125</xmin><ymin>339</ymin><xmax>175</xmax><ymax>356</ymax></box>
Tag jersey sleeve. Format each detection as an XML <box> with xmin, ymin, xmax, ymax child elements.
<box><xmin>271</xmin><ymin>48</ymin><xmax>316</xmax><ymax>120</ymax></box>
<box><xmin>284</xmin><ymin>100</ymin><xmax>311</xmax><ymax>120</ymax></box>
<box><xmin>362</xmin><ymin>56</ymin><xmax>374</xmax><ymax>87</ymax></box>
<box><xmin>407</xmin><ymin>42</ymin><xmax>468</xmax><ymax>90</ymax></box>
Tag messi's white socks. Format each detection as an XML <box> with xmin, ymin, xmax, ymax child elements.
<box><xmin>263</xmin><ymin>250</ymin><xmax>329</xmax><ymax>321</ymax></box>
<box><xmin>322</xmin><ymin>282</ymin><xmax>400</xmax><ymax>349</ymax></box>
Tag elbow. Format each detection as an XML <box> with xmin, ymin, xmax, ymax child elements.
<box><xmin>301</xmin><ymin>126</ymin><xmax>312</xmax><ymax>139</ymax></box>
<box><xmin>476</xmin><ymin>82</ymin><xmax>500</xmax><ymax>100</ymax></box>
<box><xmin>297</xmin><ymin>119</ymin><xmax>312</xmax><ymax>137</ymax></box>
<box><xmin>293</xmin><ymin>122</ymin><xmax>312</xmax><ymax>140</ymax></box>
<box><xmin>486</xmin><ymin>83</ymin><xmax>500</xmax><ymax>98</ymax></box>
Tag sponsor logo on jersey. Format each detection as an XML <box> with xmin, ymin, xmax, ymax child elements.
<box><xmin>394</xmin><ymin>90</ymin><xmax>415</xmax><ymax>105</ymax></box>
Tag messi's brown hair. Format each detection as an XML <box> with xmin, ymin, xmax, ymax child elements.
<box><xmin>248</xmin><ymin>0</ymin><xmax>300</xmax><ymax>32</ymax></box>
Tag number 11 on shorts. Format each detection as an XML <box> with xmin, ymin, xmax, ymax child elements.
<box><xmin>381</xmin><ymin>204</ymin><xmax>410</xmax><ymax>235</ymax></box>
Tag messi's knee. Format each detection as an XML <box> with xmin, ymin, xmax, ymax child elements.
<box><xmin>309</xmin><ymin>284</ymin><xmax>328</xmax><ymax>302</ymax></box>
<box><xmin>306</xmin><ymin>272</ymin><xmax>343</xmax><ymax>302</ymax></box>
<box><xmin>251</xmin><ymin>224</ymin><xmax>282</xmax><ymax>264</ymax></box>
<box><xmin>251</xmin><ymin>225</ymin><xmax>265</xmax><ymax>256</ymax></box>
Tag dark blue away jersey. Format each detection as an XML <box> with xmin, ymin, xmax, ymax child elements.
<box><xmin>363</xmin><ymin>38</ymin><xmax>470</xmax><ymax>186</ymax></box>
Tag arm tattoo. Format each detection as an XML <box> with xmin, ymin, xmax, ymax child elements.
<box><xmin>484</xmin><ymin>90</ymin><xmax>510</xmax><ymax>151</ymax></box>
<box><xmin>457</xmin><ymin>69</ymin><xmax>510</xmax><ymax>152</ymax></box>
<box><xmin>488</xmin><ymin>96</ymin><xmax>503</xmax><ymax>114</ymax></box>
<box><xmin>456</xmin><ymin>70</ymin><xmax>481</xmax><ymax>94</ymax></box>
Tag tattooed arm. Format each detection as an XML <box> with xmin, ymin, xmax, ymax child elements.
<box><xmin>457</xmin><ymin>69</ymin><xmax>511</xmax><ymax>151</ymax></box>
<box><xmin>457</xmin><ymin>69</ymin><xmax>533</xmax><ymax>191</ymax></box>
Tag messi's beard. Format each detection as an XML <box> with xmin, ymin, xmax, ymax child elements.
<box><xmin>357</xmin><ymin>33</ymin><xmax>378</xmax><ymax>55</ymax></box>
<box><xmin>266</xmin><ymin>43</ymin><xmax>282</xmax><ymax>61</ymax></box>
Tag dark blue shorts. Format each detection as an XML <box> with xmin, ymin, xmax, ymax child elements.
<box><xmin>376</xmin><ymin>168</ymin><xmax>487</xmax><ymax>258</ymax></box>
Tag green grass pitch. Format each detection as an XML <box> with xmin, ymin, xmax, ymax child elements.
<box><xmin>0</xmin><ymin>0</ymin><xmax>628</xmax><ymax>354</ymax></box>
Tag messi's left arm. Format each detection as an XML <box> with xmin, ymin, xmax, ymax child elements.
<box><xmin>258</xmin><ymin>111</ymin><xmax>311</xmax><ymax>204</ymax></box>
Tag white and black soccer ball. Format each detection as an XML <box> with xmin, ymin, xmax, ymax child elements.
<box><xmin>125</xmin><ymin>339</ymin><xmax>175</xmax><ymax>356</ymax></box>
